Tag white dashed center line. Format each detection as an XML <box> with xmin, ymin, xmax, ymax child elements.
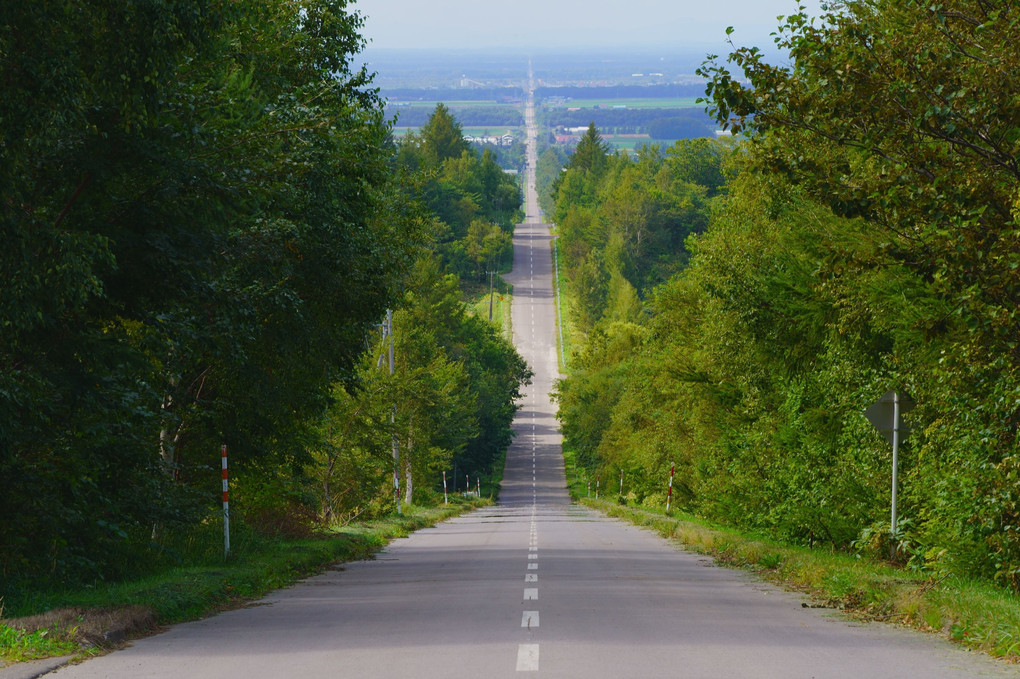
<box><xmin>516</xmin><ymin>643</ymin><xmax>540</xmax><ymax>671</ymax></box>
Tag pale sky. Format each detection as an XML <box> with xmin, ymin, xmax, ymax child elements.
<box><xmin>351</xmin><ymin>0</ymin><xmax>824</xmax><ymax>51</ymax></box>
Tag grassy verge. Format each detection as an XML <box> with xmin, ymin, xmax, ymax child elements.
<box><xmin>466</xmin><ymin>276</ymin><xmax>512</xmax><ymax>340</ymax></box>
<box><xmin>580</xmin><ymin>497</ymin><xmax>1020</xmax><ymax>662</ymax></box>
<box><xmin>0</xmin><ymin>499</ymin><xmax>488</xmax><ymax>664</ymax></box>
<box><xmin>550</xmin><ymin>232</ymin><xmax>575</xmax><ymax>371</ymax></box>
<box><xmin>561</xmin><ymin>442</ymin><xmax>588</xmax><ymax>499</ymax></box>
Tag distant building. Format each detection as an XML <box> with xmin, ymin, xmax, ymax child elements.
<box><xmin>464</xmin><ymin>131</ymin><xmax>515</xmax><ymax>146</ymax></box>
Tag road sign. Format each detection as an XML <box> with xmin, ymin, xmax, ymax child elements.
<box><xmin>864</xmin><ymin>389</ymin><xmax>915</xmax><ymax>557</ymax></box>
<box><xmin>864</xmin><ymin>390</ymin><xmax>915</xmax><ymax>445</ymax></box>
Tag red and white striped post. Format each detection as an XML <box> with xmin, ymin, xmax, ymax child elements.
<box><xmin>587</xmin><ymin>480</ymin><xmax>591</xmax><ymax>497</ymax></box>
<box><xmin>665</xmin><ymin>464</ymin><xmax>675</xmax><ymax>513</ymax></box>
<box><xmin>442</xmin><ymin>471</ymin><xmax>449</xmax><ymax>505</ymax></box>
<box><xmin>620</xmin><ymin>469</ymin><xmax>624</xmax><ymax>497</ymax></box>
<box><xmin>466</xmin><ymin>474</ymin><xmax>470</xmax><ymax>496</ymax></box>
<box><xmin>595</xmin><ymin>474</ymin><xmax>600</xmax><ymax>500</ymax></box>
<box><xmin>476</xmin><ymin>477</ymin><xmax>480</xmax><ymax>498</ymax></box>
<box><xmin>221</xmin><ymin>444</ymin><xmax>230</xmax><ymax>558</ymax></box>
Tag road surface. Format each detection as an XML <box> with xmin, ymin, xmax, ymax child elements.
<box><xmin>47</xmin><ymin>64</ymin><xmax>1019</xmax><ymax>679</ymax></box>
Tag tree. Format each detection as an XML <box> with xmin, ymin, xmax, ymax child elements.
<box><xmin>568</xmin><ymin>123</ymin><xmax>611</xmax><ymax>176</ymax></box>
<box><xmin>700</xmin><ymin>0</ymin><xmax>1020</xmax><ymax>583</ymax></box>
<box><xmin>420</xmin><ymin>103</ymin><xmax>471</xmax><ymax>167</ymax></box>
<box><xmin>0</xmin><ymin>0</ymin><xmax>421</xmax><ymax>587</ymax></box>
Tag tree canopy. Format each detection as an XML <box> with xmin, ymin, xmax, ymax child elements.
<box><xmin>0</xmin><ymin>1</ymin><xmax>528</xmax><ymax>594</ymax></box>
<box><xmin>554</xmin><ymin>1</ymin><xmax>1020</xmax><ymax>589</ymax></box>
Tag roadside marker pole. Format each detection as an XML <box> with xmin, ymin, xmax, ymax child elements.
<box><xmin>587</xmin><ymin>480</ymin><xmax>591</xmax><ymax>497</ymax></box>
<box><xmin>665</xmin><ymin>464</ymin><xmax>675</xmax><ymax>513</ymax></box>
<box><xmin>443</xmin><ymin>471</ymin><xmax>449</xmax><ymax>505</ymax></box>
<box><xmin>595</xmin><ymin>474</ymin><xmax>600</xmax><ymax>500</ymax></box>
<box><xmin>891</xmin><ymin>391</ymin><xmax>900</xmax><ymax>559</ymax></box>
<box><xmin>619</xmin><ymin>469</ymin><xmax>624</xmax><ymax>497</ymax></box>
<box><xmin>221</xmin><ymin>444</ymin><xmax>230</xmax><ymax>558</ymax></box>
<box><xmin>476</xmin><ymin>477</ymin><xmax>481</xmax><ymax>498</ymax></box>
<box><xmin>466</xmin><ymin>474</ymin><xmax>470</xmax><ymax>496</ymax></box>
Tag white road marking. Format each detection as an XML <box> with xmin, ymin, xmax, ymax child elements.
<box><xmin>528</xmin><ymin>553</ymin><xmax>537</xmax><ymax>559</ymax></box>
<box><xmin>529</xmin><ymin>545</ymin><xmax>537</xmax><ymax>552</ymax></box>
<box><xmin>526</xmin><ymin>574</ymin><xmax>537</xmax><ymax>582</ymax></box>
<box><xmin>521</xmin><ymin>612</ymin><xmax>540</xmax><ymax>629</ymax></box>
<box><xmin>524</xmin><ymin>588</ymin><xmax>538</xmax><ymax>600</ymax></box>
<box><xmin>516</xmin><ymin>643</ymin><xmax>540</xmax><ymax>672</ymax></box>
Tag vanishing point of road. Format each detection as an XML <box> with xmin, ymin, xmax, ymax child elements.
<box><xmin>47</xmin><ymin>67</ymin><xmax>1019</xmax><ymax>679</ymax></box>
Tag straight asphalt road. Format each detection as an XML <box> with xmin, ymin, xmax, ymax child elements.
<box><xmin>45</xmin><ymin>67</ymin><xmax>1020</xmax><ymax>679</ymax></box>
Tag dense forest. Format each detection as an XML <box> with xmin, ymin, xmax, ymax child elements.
<box><xmin>540</xmin><ymin>107</ymin><xmax>717</xmax><ymax>140</ymax></box>
<box><xmin>536</xmin><ymin>84</ymin><xmax>707</xmax><ymax>99</ymax></box>
<box><xmin>386</xmin><ymin>105</ymin><xmax>524</xmax><ymax>129</ymax></box>
<box><xmin>0</xmin><ymin>2</ymin><xmax>527</xmax><ymax>595</ymax></box>
<box><xmin>553</xmin><ymin>2</ymin><xmax>1020</xmax><ymax>589</ymax></box>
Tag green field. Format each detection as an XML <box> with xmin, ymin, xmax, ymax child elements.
<box><xmin>604</xmin><ymin>138</ymin><xmax>649</xmax><ymax>151</ymax></box>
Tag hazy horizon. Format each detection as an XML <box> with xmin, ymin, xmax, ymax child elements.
<box><xmin>352</xmin><ymin>0</ymin><xmax>824</xmax><ymax>52</ymax></box>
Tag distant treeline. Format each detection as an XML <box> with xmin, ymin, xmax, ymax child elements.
<box><xmin>537</xmin><ymin>83</ymin><xmax>707</xmax><ymax>100</ymax></box>
<box><xmin>387</xmin><ymin>105</ymin><xmax>523</xmax><ymax>128</ymax></box>
<box><xmin>382</xmin><ymin>87</ymin><xmax>525</xmax><ymax>101</ymax></box>
<box><xmin>545</xmin><ymin>107</ymin><xmax>717</xmax><ymax>140</ymax></box>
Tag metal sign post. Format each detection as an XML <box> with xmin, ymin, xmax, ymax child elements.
<box><xmin>865</xmin><ymin>389</ymin><xmax>915</xmax><ymax>558</ymax></box>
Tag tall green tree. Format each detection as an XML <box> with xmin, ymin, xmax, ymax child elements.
<box><xmin>420</xmin><ymin>103</ymin><xmax>471</xmax><ymax>167</ymax></box>
<box><xmin>569</xmin><ymin>123</ymin><xmax>612</xmax><ymax>176</ymax></box>
<box><xmin>0</xmin><ymin>0</ymin><xmax>420</xmax><ymax>586</ymax></box>
<box><xmin>700</xmin><ymin>0</ymin><xmax>1020</xmax><ymax>583</ymax></box>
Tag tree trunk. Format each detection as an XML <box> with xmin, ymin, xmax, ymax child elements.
<box><xmin>404</xmin><ymin>435</ymin><xmax>413</xmax><ymax>506</ymax></box>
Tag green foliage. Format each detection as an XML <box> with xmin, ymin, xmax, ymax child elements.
<box><xmin>418</xmin><ymin>103</ymin><xmax>472</xmax><ymax>167</ymax></box>
<box><xmin>568</xmin><ymin>123</ymin><xmax>612</xmax><ymax>176</ymax></box>
<box><xmin>395</xmin><ymin>106</ymin><xmax>522</xmax><ymax>282</ymax></box>
<box><xmin>556</xmin><ymin>0</ymin><xmax>1020</xmax><ymax>594</ymax></box>
<box><xmin>0</xmin><ymin>0</ymin><xmax>420</xmax><ymax>590</ymax></box>
<box><xmin>0</xmin><ymin>624</ymin><xmax>79</xmax><ymax>663</ymax></box>
<box><xmin>695</xmin><ymin>0</ymin><xmax>1020</xmax><ymax>584</ymax></box>
<box><xmin>550</xmin><ymin>131</ymin><xmax>724</xmax><ymax>333</ymax></box>
<box><xmin>306</xmin><ymin>254</ymin><xmax>530</xmax><ymax>517</ymax></box>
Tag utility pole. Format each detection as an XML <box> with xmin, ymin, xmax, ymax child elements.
<box><xmin>388</xmin><ymin>309</ymin><xmax>401</xmax><ymax>516</ymax></box>
<box><xmin>487</xmin><ymin>267</ymin><xmax>497</xmax><ymax>322</ymax></box>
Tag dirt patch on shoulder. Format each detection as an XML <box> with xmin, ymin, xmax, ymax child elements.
<box><xmin>5</xmin><ymin>605</ymin><xmax>157</xmax><ymax>648</ymax></box>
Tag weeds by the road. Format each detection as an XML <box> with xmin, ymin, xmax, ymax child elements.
<box><xmin>582</xmin><ymin>498</ymin><xmax>1020</xmax><ymax>662</ymax></box>
<box><xmin>0</xmin><ymin>499</ymin><xmax>487</xmax><ymax>664</ymax></box>
<box><xmin>0</xmin><ymin>623</ymin><xmax>81</xmax><ymax>664</ymax></box>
